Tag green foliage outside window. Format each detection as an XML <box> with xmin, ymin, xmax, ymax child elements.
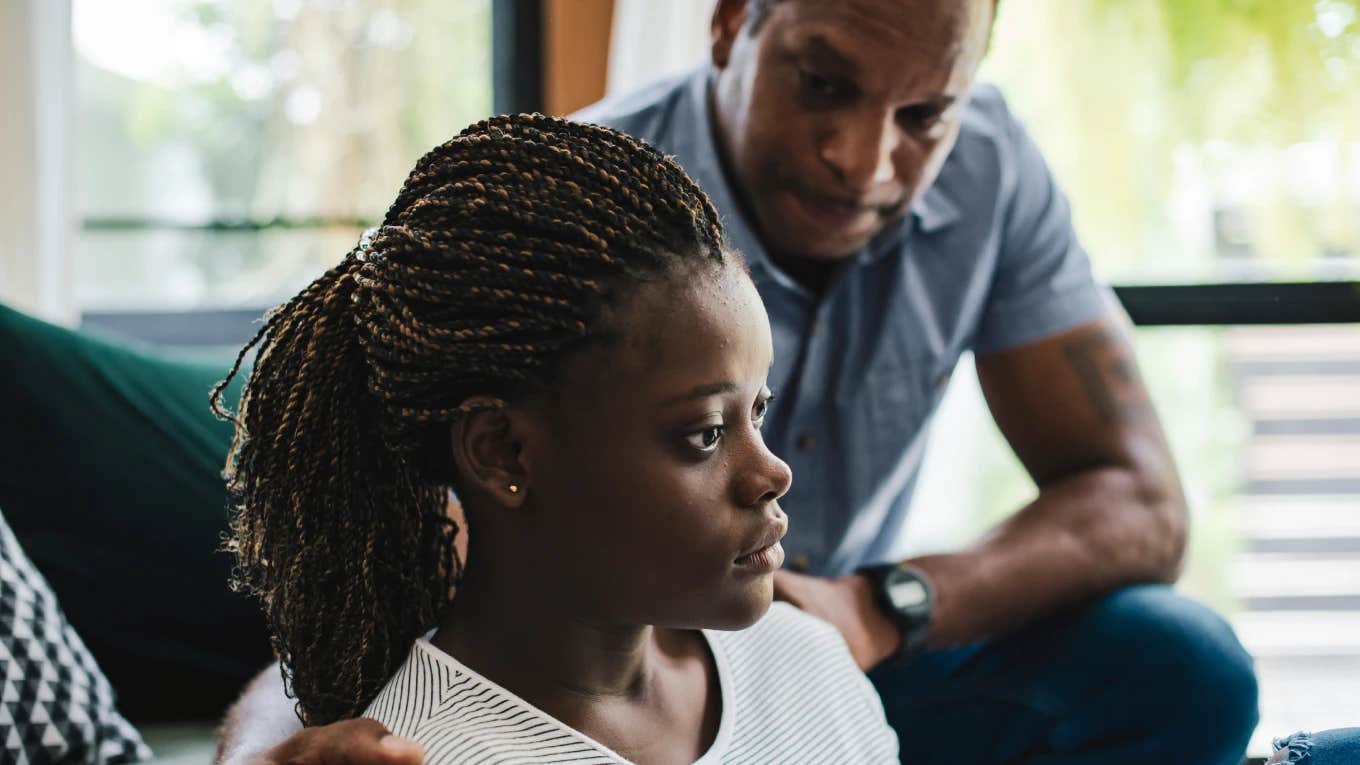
<box><xmin>983</xmin><ymin>0</ymin><xmax>1359</xmax><ymax>282</ymax></box>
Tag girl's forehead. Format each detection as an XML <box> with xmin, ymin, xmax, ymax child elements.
<box><xmin>622</xmin><ymin>266</ymin><xmax>764</xmax><ymax>354</ymax></box>
<box><xmin>560</xmin><ymin>267</ymin><xmax>771</xmax><ymax>403</ymax></box>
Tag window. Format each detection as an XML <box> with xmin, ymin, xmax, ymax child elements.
<box><xmin>978</xmin><ymin>1</ymin><xmax>1359</xmax><ymax>285</ymax></box>
<box><xmin>73</xmin><ymin>0</ymin><xmax>493</xmax><ymax>312</ymax></box>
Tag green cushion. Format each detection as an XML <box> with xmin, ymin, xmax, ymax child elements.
<box><xmin>0</xmin><ymin>304</ymin><xmax>270</xmax><ymax>721</ymax></box>
<box><xmin>139</xmin><ymin>722</ymin><xmax>217</xmax><ymax>763</ymax></box>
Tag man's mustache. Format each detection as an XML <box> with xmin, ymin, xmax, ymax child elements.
<box><xmin>785</xmin><ymin>182</ymin><xmax>908</xmax><ymax>217</ymax></box>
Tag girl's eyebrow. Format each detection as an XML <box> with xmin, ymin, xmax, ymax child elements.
<box><xmin>660</xmin><ymin>369</ymin><xmax>774</xmax><ymax>406</ymax></box>
<box><xmin>661</xmin><ymin>381</ymin><xmax>740</xmax><ymax>406</ymax></box>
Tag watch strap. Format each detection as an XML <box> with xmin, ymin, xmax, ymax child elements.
<box><xmin>860</xmin><ymin>563</ymin><xmax>934</xmax><ymax>666</ymax></box>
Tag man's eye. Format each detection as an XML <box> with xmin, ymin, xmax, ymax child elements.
<box><xmin>685</xmin><ymin>426</ymin><xmax>724</xmax><ymax>452</ymax></box>
<box><xmin>897</xmin><ymin>104</ymin><xmax>946</xmax><ymax>133</ymax></box>
<box><xmin>800</xmin><ymin>69</ymin><xmax>848</xmax><ymax>101</ymax></box>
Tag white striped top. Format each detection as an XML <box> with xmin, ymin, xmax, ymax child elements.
<box><xmin>364</xmin><ymin>603</ymin><xmax>899</xmax><ymax>764</ymax></box>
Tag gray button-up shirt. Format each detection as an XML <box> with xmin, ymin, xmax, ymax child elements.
<box><xmin>576</xmin><ymin>69</ymin><xmax>1107</xmax><ymax>575</ymax></box>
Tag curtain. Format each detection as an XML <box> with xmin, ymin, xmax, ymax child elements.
<box><xmin>0</xmin><ymin>0</ymin><xmax>75</xmax><ymax>324</ymax></box>
<box><xmin>606</xmin><ymin>0</ymin><xmax>713</xmax><ymax>97</ymax></box>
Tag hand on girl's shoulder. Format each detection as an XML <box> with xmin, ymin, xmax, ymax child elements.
<box><xmin>234</xmin><ymin>719</ymin><xmax>424</xmax><ymax>765</ymax></box>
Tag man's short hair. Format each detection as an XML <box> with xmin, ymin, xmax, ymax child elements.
<box><xmin>744</xmin><ymin>0</ymin><xmax>998</xmax><ymax>35</ymax></box>
<box><xmin>746</xmin><ymin>0</ymin><xmax>775</xmax><ymax>32</ymax></box>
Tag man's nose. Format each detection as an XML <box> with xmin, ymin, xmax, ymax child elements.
<box><xmin>819</xmin><ymin>111</ymin><xmax>899</xmax><ymax>194</ymax></box>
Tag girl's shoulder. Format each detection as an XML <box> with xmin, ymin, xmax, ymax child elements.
<box><xmin>363</xmin><ymin>640</ymin><xmax>628</xmax><ymax>765</ymax></box>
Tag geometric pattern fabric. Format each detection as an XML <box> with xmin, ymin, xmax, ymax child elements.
<box><xmin>0</xmin><ymin>513</ymin><xmax>149</xmax><ymax>764</ymax></box>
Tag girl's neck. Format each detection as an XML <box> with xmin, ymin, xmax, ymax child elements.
<box><xmin>429</xmin><ymin>565</ymin><xmax>722</xmax><ymax>763</ymax></box>
<box><xmin>432</xmin><ymin>572</ymin><xmax>661</xmax><ymax>703</ymax></box>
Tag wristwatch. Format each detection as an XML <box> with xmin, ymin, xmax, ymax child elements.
<box><xmin>859</xmin><ymin>563</ymin><xmax>934</xmax><ymax>665</ymax></box>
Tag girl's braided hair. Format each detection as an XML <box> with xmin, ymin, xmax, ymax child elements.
<box><xmin>210</xmin><ymin>114</ymin><xmax>728</xmax><ymax>726</ymax></box>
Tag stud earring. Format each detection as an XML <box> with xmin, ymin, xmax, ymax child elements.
<box><xmin>507</xmin><ymin>483</ymin><xmax>520</xmax><ymax>494</ymax></box>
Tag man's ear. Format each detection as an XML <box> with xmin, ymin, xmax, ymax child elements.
<box><xmin>710</xmin><ymin>0</ymin><xmax>750</xmax><ymax>69</ymax></box>
<box><xmin>449</xmin><ymin>396</ymin><xmax>531</xmax><ymax>508</ymax></box>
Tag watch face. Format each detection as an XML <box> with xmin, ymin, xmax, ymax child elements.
<box><xmin>886</xmin><ymin>573</ymin><xmax>929</xmax><ymax>611</ymax></box>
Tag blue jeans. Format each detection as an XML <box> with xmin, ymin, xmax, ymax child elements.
<box><xmin>868</xmin><ymin>585</ymin><xmax>1259</xmax><ymax>764</ymax></box>
<box><xmin>1271</xmin><ymin>729</ymin><xmax>1360</xmax><ymax>764</ymax></box>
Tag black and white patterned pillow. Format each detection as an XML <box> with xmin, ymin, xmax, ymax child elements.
<box><xmin>0</xmin><ymin>512</ymin><xmax>150</xmax><ymax>764</ymax></box>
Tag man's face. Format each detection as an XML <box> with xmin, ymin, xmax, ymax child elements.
<box><xmin>710</xmin><ymin>0</ymin><xmax>993</xmax><ymax>260</ymax></box>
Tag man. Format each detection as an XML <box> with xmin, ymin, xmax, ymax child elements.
<box><xmin>218</xmin><ymin>1</ymin><xmax>1259</xmax><ymax>762</ymax></box>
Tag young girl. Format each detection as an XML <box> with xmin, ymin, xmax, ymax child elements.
<box><xmin>212</xmin><ymin>115</ymin><xmax>898</xmax><ymax>764</ymax></box>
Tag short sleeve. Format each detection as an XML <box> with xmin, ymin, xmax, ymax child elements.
<box><xmin>972</xmin><ymin>98</ymin><xmax>1108</xmax><ymax>356</ymax></box>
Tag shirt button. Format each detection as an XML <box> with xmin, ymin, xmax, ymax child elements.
<box><xmin>787</xmin><ymin>554</ymin><xmax>811</xmax><ymax>572</ymax></box>
<box><xmin>796</xmin><ymin>432</ymin><xmax>816</xmax><ymax>452</ymax></box>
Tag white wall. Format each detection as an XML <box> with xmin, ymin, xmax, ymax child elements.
<box><xmin>0</xmin><ymin>0</ymin><xmax>76</xmax><ymax>324</ymax></box>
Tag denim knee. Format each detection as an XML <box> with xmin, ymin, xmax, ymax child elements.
<box><xmin>1271</xmin><ymin>731</ymin><xmax>1313</xmax><ymax>764</ymax></box>
<box><xmin>1086</xmin><ymin>586</ymin><xmax>1259</xmax><ymax>742</ymax></box>
<box><xmin>1271</xmin><ymin>728</ymin><xmax>1360</xmax><ymax>765</ymax></box>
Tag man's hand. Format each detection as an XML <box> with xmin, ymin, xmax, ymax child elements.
<box><xmin>234</xmin><ymin>719</ymin><xmax>423</xmax><ymax>765</ymax></box>
<box><xmin>773</xmin><ymin>569</ymin><xmax>901</xmax><ymax>671</ymax></box>
<box><xmin>216</xmin><ymin>667</ymin><xmax>425</xmax><ymax>765</ymax></box>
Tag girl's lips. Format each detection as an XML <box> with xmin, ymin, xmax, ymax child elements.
<box><xmin>734</xmin><ymin>541</ymin><xmax>785</xmax><ymax>574</ymax></box>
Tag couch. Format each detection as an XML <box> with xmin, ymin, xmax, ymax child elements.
<box><xmin>0</xmin><ymin>304</ymin><xmax>273</xmax><ymax>760</ymax></box>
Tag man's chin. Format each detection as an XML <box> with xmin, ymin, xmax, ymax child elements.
<box><xmin>759</xmin><ymin>204</ymin><xmax>875</xmax><ymax>259</ymax></box>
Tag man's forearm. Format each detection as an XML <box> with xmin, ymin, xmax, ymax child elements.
<box><xmin>216</xmin><ymin>665</ymin><xmax>303</xmax><ymax>764</ymax></box>
<box><xmin>907</xmin><ymin>462</ymin><xmax>1187</xmax><ymax>648</ymax></box>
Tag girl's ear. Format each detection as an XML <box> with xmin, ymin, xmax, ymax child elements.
<box><xmin>449</xmin><ymin>396</ymin><xmax>531</xmax><ymax>508</ymax></box>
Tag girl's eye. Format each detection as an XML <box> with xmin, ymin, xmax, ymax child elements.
<box><xmin>685</xmin><ymin>426</ymin><xmax>724</xmax><ymax>452</ymax></box>
<box><xmin>753</xmin><ymin>398</ymin><xmax>770</xmax><ymax>427</ymax></box>
<box><xmin>753</xmin><ymin>393</ymin><xmax>776</xmax><ymax>428</ymax></box>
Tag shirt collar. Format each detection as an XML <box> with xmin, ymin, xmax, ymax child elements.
<box><xmin>911</xmin><ymin>181</ymin><xmax>962</xmax><ymax>234</ymax></box>
<box><xmin>670</xmin><ymin>68</ymin><xmax>961</xmax><ymax>274</ymax></box>
<box><xmin>667</xmin><ymin>69</ymin><xmax>772</xmax><ymax>276</ymax></box>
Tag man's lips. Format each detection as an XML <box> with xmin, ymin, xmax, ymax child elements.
<box><xmin>787</xmin><ymin>188</ymin><xmax>904</xmax><ymax>232</ymax></box>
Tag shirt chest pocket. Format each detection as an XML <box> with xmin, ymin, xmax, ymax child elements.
<box><xmin>839</xmin><ymin>338</ymin><xmax>951</xmax><ymax>477</ymax></box>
